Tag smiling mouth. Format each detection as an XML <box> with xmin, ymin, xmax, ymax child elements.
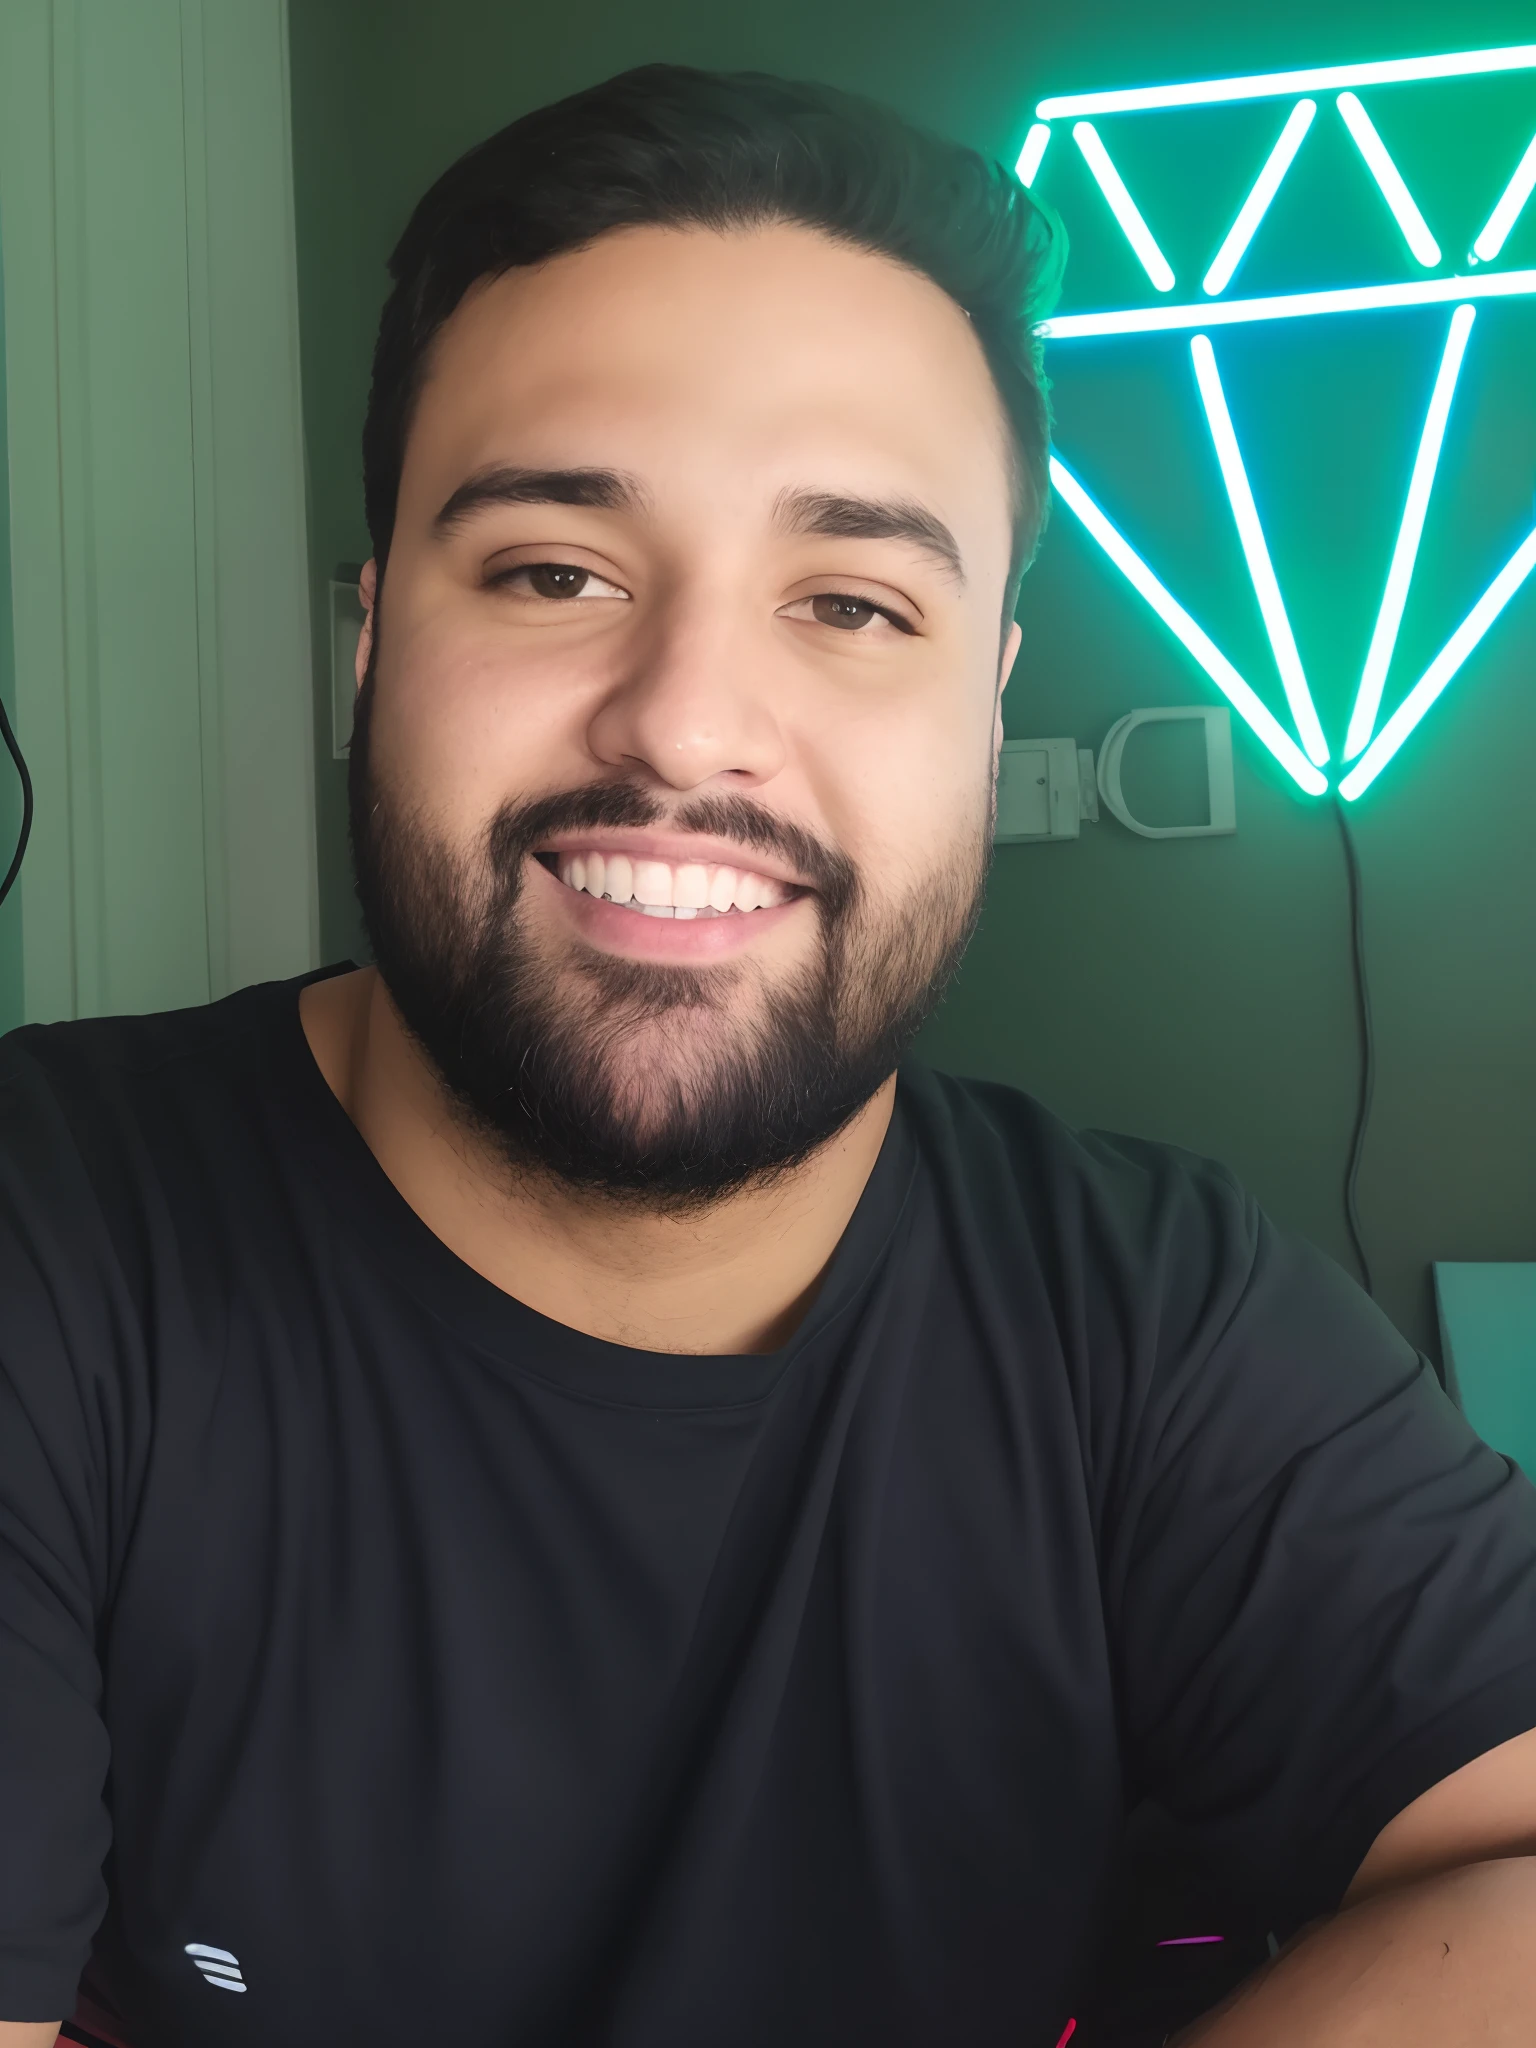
<box><xmin>537</xmin><ymin>850</ymin><xmax>803</xmax><ymax>921</ymax></box>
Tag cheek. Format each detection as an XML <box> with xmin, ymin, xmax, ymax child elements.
<box><xmin>371</xmin><ymin>602</ymin><xmax>598</xmax><ymax>825</ymax></box>
<box><xmin>796</xmin><ymin>662</ymin><xmax>996</xmax><ymax>898</ymax></box>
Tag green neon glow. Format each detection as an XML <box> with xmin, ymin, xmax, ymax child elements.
<box><xmin>1048</xmin><ymin>455</ymin><xmax>1329</xmax><ymax>794</ymax></box>
<box><xmin>1038</xmin><ymin>267</ymin><xmax>1536</xmax><ymax>340</ymax></box>
<box><xmin>1203</xmin><ymin>100</ymin><xmax>1316</xmax><ymax>296</ymax></box>
<box><xmin>1190</xmin><ymin>336</ymin><xmax>1330</xmax><ymax>765</ymax></box>
<box><xmin>1016</xmin><ymin>122</ymin><xmax>1052</xmax><ymax>187</ymax></box>
<box><xmin>1338</xmin><ymin>522</ymin><xmax>1536</xmax><ymax>798</ymax></box>
<box><xmin>1343</xmin><ymin>304</ymin><xmax>1476</xmax><ymax>760</ymax></box>
<box><xmin>1032</xmin><ymin>48</ymin><xmax>1536</xmax><ymax>799</ymax></box>
<box><xmin>1335</xmin><ymin>93</ymin><xmax>1441</xmax><ymax>266</ymax></box>
<box><xmin>1072</xmin><ymin>123</ymin><xmax>1176</xmax><ymax>291</ymax></box>
<box><xmin>1473</xmin><ymin>129</ymin><xmax>1536</xmax><ymax>261</ymax></box>
<box><xmin>1036</xmin><ymin>44</ymin><xmax>1536</xmax><ymax>119</ymax></box>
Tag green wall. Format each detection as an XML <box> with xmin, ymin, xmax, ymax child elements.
<box><xmin>0</xmin><ymin>0</ymin><xmax>318</xmax><ymax>1029</ymax></box>
<box><xmin>0</xmin><ymin>252</ymin><xmax>20</xmax><ymax>1037</ymax></box>
<box><xmin>287</xmin><ymin>0</ymin><xmax>1536</xmax><ymax>1353</ymax></box>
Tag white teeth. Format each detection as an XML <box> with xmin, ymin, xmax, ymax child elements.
<box><xmin>551</xmin><ymin>849</ymin><xmax>791</xmax><ymax>916</ymax></box>
<box><xmin>632</xmin><ymin>859</ymin><xmax>673</xmax><ymax>908</ymax></box>
<box><xmin>707</xmin><ymin>867</ymin><xmax>738</xmax><ymax>913</ymax></box>
<box><xmin>674</xmin><ymin>863</ymin><xmax>709</xmax><ymax>909</ymax></box>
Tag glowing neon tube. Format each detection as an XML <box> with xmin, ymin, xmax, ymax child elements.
<box><xmin>1473</xmin><ymin>128</ymin><xmax>1536</xmax><ymax>261</ymax></box>
<box><xmin>1204</xmin><ymin>100</ymin><xmax>1316</xmax><ymax>296</ymax></box>
<box><xmin>1037</xmin><ymin>268</ymin><xmax>1536</xmax><ymax>340</ymax></box>
<box><xmin>1036</xmin><ymin>45</ymin><xmax>1536</xmax><ymax>119</ymax></box>
<box><xmin>1335</xmin><ymin>94</ymin><xmax>1441</xmax><ymax>266</ymax></box>
<box><xmin>1016</xmin><ymin>122</ymin><xmax>1052</xmax><ymax>187</ymax></box>
<box><xmin>1344</xmin><ymin>304</ymin><xmax>1476</xmax><ymax>759</ymax></box>
<box><xmin>1190</xmin><ymin>336</ymin><xmax>1329</xmax><ymax>764</ymax></box>
<box><xmin>1338</xmin><ymin>522</ymin><xmax>1536</xmax><ymax>799</ymax></box>
<box><xmin>1048</xmin><ymin>455</ymin><xmax>1329</xmax><ymax>795</ymax></box>
<box><xmin>1072</xmin><ymin>123</ymin><xmax>1176</xmax><ymax>291</ymax></box>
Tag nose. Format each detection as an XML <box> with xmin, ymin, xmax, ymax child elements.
<box><xmin>585</xmin><ymin>588</ymin><xmax>789</xmax><ymax>793</ymax></box>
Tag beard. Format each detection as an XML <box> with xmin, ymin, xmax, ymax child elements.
<box><xmin>348</xmin><ymin>666</ymin><xmax>992</xmax><ymax>1212</ymax></box>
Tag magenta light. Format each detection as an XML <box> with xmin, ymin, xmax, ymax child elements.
<box><xmin>1158</xmin><ymin>1935</ymin><xmax>1226</xmax><ymax>1946</ymax></box>
<box><xmin>1053</xmin><ymin>2022</ymin><xmax>1078</xmax><ymax>2048</ymax></box>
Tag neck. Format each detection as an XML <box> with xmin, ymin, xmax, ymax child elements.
<box><xmin>299</xmin><ymin>966</ymin><xmax>895</xmax><ymax>1355</ymax></box>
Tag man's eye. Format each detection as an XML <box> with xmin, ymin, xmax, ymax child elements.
<box><xmin>791</xmin><ymin>593</ymin><xmax>915</xmax><ymax>635</ymax></box>
<box><xmin>527</xmin><ymin>563</ymin><xmax>591</xmax><ymax>599</ymax></box>
<box><xmin>491</xmin><ymin>562</ymin><xmax>628</xmax><ymax>601</ymax></box>
<box><xmin>814</xmin><ymin>594</ymin><xmax>878</xmax><ymax>631</ymax></box>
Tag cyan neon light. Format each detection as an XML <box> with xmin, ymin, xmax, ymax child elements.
<box><xmin>1016</xmin><ymin>122</ymin><xmax>1052</xmax><ymax>187</ymax></box>
<box><xmin>1033</xmin><ymin>46</ymin><xmax>1536</xmax><ymax>796</ymax></box>
<box><xmin>1036</xmin><ymin>44</ymin><xmax>1536</xmax><ymax>119</ymax></box>
<box><xmin>1343</xmin><ymin>304</ymin><xmax>1476</xmax><ymax>759</ymax></box>
<box><xmin>1203</xmin><ymin>99</ymin><xmax>1317</xmax><ymax>296</ymax></box>
<box><xmin>1335</xmin><ymin>93</ymin><xmax>1441</xmax><ymax>266</ymax></box>
<box><xmin>1473</xmin><ymin>128</ymin><xmax>1536</xmax><ymax>261</ymax></box>
<box><xmin>1038</xmin><ymin>268</ymin><xmax>1536</xmax><ymax>339</ymax></box>
<box><xmin>1338</xmin><ymin>521</ymin><xmax>1536</xmax><ymax>798</ymax></box>
<box><xmin>1071</xmin><ymin>122</ymin><xmax>1176</xmax><ymax>291</ymax></box>
<box><xmin>1190</xmin><ymin>336</ymin><xmax>1330</xmax><ymax>765</ymax></box>
<box><xmin>1048</xmin><ymin>455</ymin><xmax>1329</xmax><ymax>795</ymax></box>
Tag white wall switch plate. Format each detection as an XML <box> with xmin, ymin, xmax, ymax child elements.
<box><xmin>996</xmin><ymin>737</ymin><xmax>1091</xmax><ymax>841</ymax></box>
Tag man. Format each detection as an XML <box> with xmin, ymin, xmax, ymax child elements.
<box><xmin>3</xmin><ymin>63</ymin><xmax>1536</xmax><ymax>2048</ymax></box>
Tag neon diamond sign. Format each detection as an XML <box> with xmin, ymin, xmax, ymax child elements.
<box><xmin>1020</xmin><ymin>43</ymin><xmax>1536</xmax><ymax>800</ymax></box>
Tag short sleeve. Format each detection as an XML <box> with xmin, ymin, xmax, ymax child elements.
<box><xmin>1092</xmin><ymin>1142</ymin><xmax>1536</xmax><ymax>1935</ymax></box>
<box><xmin>0</xmin><ymin>1040</ymin><xmax>135</xmax><ymax>2019</ymax></box>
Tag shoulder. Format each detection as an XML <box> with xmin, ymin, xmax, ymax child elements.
<box><xmin>0</xmin><ymin>970</ymin><xmax>329</xmax><ymax>1155</ymax></box>
<box><xmin>907</xmin><ymin>1070</ymin><xmax>1436</xmax><ymax>1460</ymax></box>
<box><xmin>0</xmin><ymin>972</ymin><xmax>332</xmax><ymax>1281</ymax></box>
<box><xmin>2</xmin><ymin>974</ymin><xmax>297</xmax><ymax>1101</ymax></box>
<box><xmin>897</xmin><ymin>1063</ymin><xmax>1259</xmax><ymax>1281</ymax></box>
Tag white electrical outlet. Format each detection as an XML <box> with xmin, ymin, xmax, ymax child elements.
<box><xmin>995</xmin><ymin>738</ymin><xmax>1097</xmax><ymax>842</ymax></box>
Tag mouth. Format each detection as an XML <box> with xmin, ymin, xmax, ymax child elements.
<box><xmin>534</xmin><ymin>849</ymin><xmax>805</xmax><ymax>922</ymax></box>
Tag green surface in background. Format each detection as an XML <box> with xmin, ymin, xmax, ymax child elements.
<box><xmin>286</xmin><ymin>0</ymin><xmax>1536</xmax><ymax>1355</ymax></box>
<box><xmin>1436</xmin><ymin>1264</ymin><xmax>1536</xmax><ymax>1476</ymax></box>
<box><xmin>0</xmin><ymin>247</ymin><xmax>20</xmax><ymax>1038</ymax></box>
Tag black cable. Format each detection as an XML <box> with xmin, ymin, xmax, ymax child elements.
<box><xmin>1333</xmin><ymin>797</ymin><xmax>1375</xmax><ymax>1297</ymax></box>
<box><xmin>0</xmin><ymin>690</ymin><xmax>33</xmax><ymax>910</ymax></box>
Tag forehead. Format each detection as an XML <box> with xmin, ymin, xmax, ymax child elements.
<box><xmin>402</xmin><ymin>222</ymin><xmax>1016</xmax><ymax>575</ymax></box>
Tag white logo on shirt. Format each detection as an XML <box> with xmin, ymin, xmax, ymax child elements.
<box><xmin>184</xmin><ymin>1943</ymin><xmax>248</xmax><ymax>1993</ymax></box>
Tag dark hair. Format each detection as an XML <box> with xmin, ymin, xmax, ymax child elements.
<box><xmin>362</xmin><ymin>64</ymin><xmax>1065</xmax><ymax>597</ymax></box>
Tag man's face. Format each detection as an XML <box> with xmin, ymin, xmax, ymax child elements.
<box><xmin>353</xmin><ymin>220</ymin><xmax>1022</xmax><ymax>1204</ymax></box>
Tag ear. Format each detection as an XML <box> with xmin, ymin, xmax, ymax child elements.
<box><xmin>995</xmin><ymin>619</ymin><xmax>1022</xmax><ymax>759</ymax></box>
<box><xmin>999</xmin><ymin>619</ymin><xmax>1022</xmax><ymax>694</ymax></box>
<box><xmin>355</xmin><ymin>560</ymin><xmax>379</xmax><ymax>694</ymax></box>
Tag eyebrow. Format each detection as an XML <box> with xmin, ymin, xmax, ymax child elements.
<box><xmin>773</xmin><ymin>487</ymin><xmax>966</xmax><ymax>587</ymax></box>
<box><xmin>433</xmin><ymin>465</ymin><xmax>648</xmax><ymax>534</ymax></box>
<box><xmin>432</xmin><ymin>467</ymin><xmax>966</xmax><ymax>587</ymax></box>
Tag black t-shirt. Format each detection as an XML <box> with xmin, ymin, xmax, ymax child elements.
<box><xmin>3</xmin><ymin>971</ymin><xmax>1536</xmax><ymax>2048</ymax></box>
